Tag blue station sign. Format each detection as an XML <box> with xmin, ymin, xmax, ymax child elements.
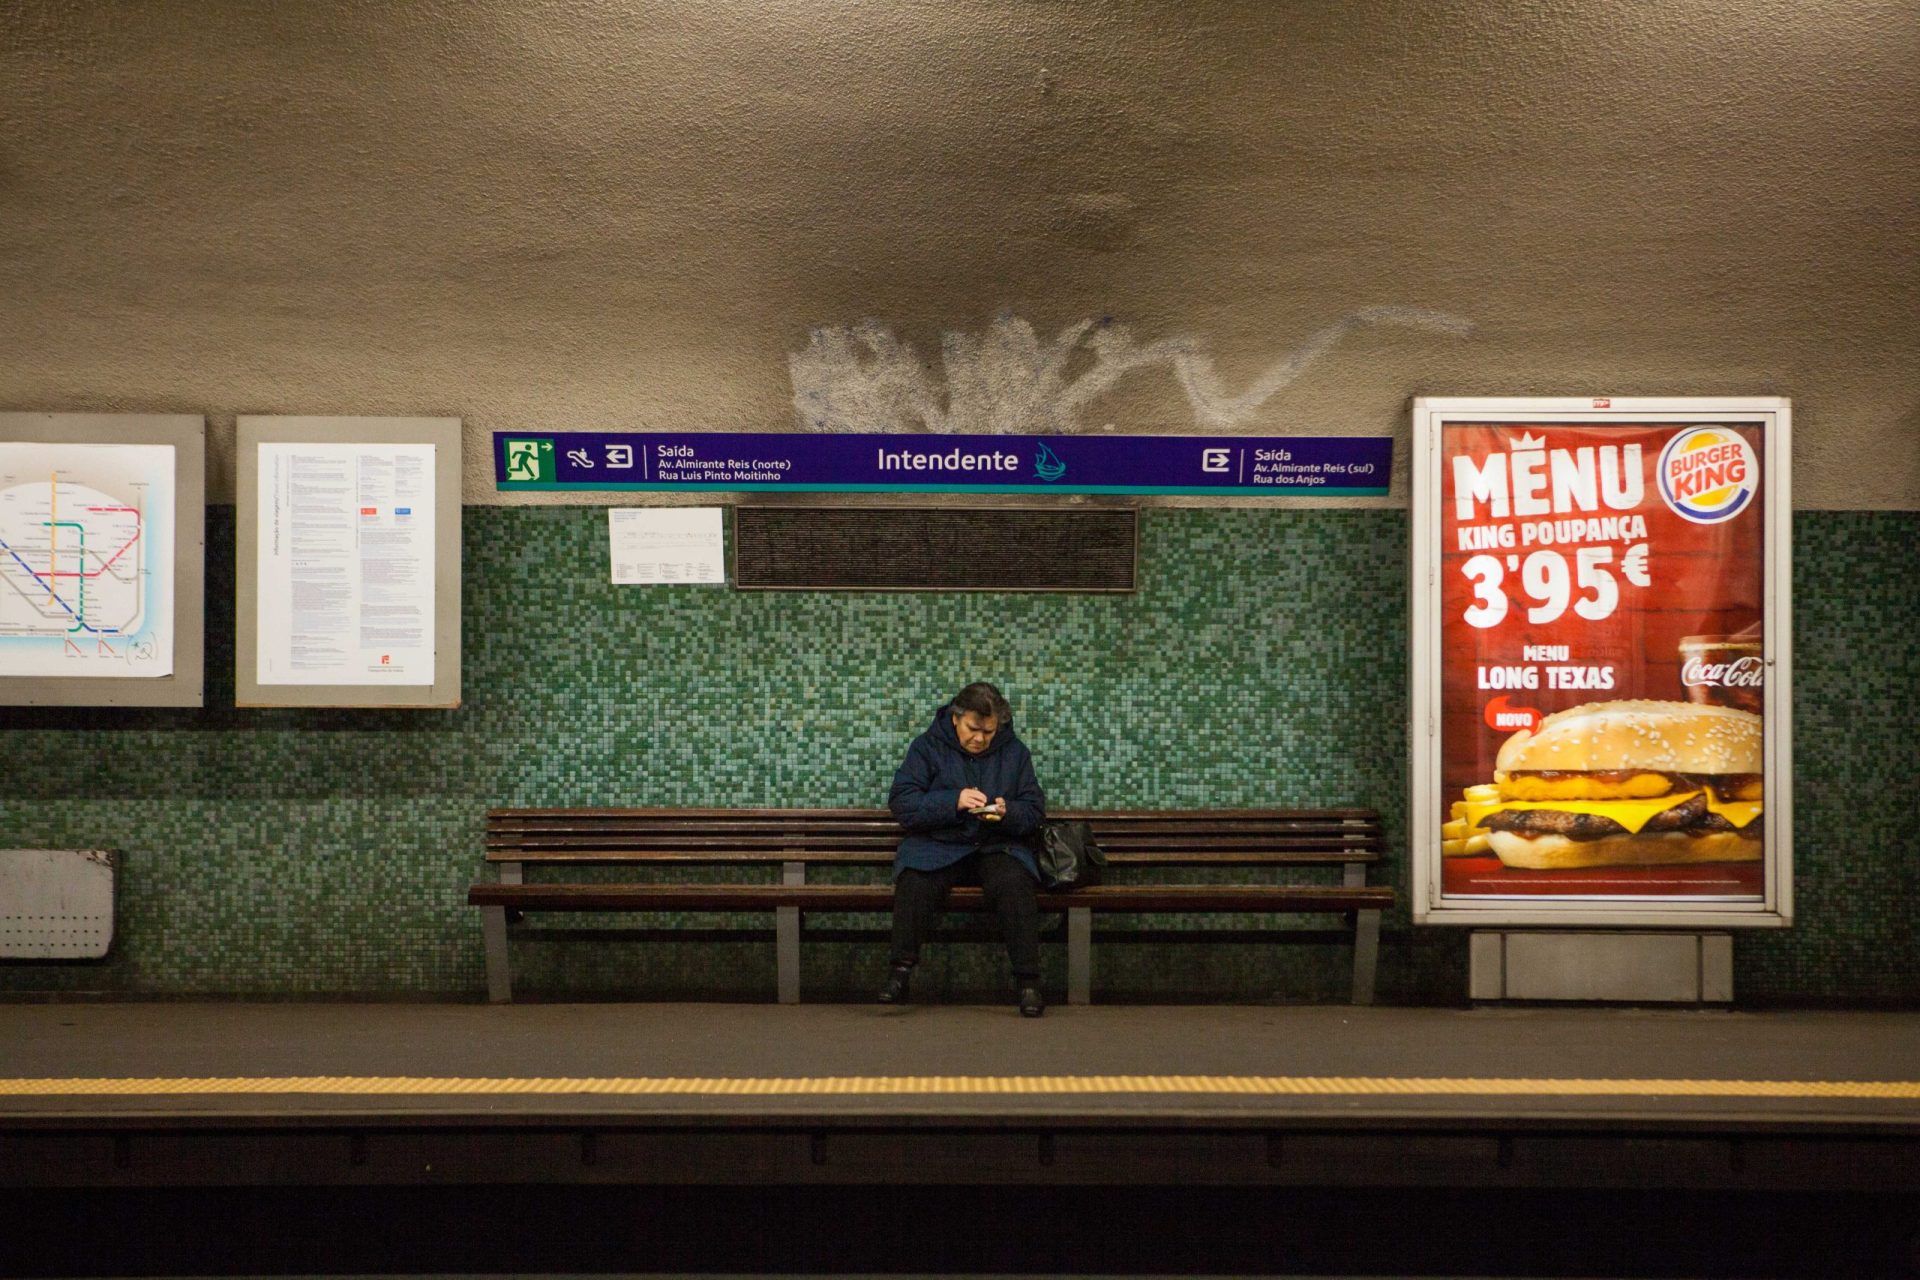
<box><xmin>493</xmin><ymin>432</ymin><xmax>1391</xmax><ymax>497</ymax></box>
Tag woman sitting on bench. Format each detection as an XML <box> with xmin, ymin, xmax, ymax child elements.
<box><xmin>880</xmin><ymin>681</ymin><xmax>1048</xmax><ymax>1017</ymax></box>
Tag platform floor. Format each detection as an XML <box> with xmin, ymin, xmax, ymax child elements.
<box><xmin>4</xmin><ymin>1001</ymin><xmax>1918</xmax><ymax>1129</ymax></box>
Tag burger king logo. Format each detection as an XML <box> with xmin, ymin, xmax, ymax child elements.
<box><xmin>1657</xmin><ymin>428</ymin><xmax>1757</xmax><ymax>524</ymax></box>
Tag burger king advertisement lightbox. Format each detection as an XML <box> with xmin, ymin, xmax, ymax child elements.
<box><xmin>1410</xmin><ymin>398</ymin><xmax>1792</xmax><ymax>927</ymax></box>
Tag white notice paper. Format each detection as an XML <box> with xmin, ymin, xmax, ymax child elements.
<box><xmin>257</xmin><ymin>443</ymin><xmax>436</xmax><ymax>685</ymax></box>
<box><xmin>610</xmin><ymin>508</ymin><xmax>724</xmax><ymax>585</ymax></box>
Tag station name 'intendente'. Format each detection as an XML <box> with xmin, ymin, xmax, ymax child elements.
<box><xmin>875</xmin><ymin>448</ymin><xmax>1022</xmax><ymax>473</ymax></box>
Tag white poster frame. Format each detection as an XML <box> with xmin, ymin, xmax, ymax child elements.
<box><xmin>236</xmin><ymin>416</ymin><xmax>461</xmax><ymax>709</ymax></box>
<box><xmin>0</xmin><ymin>413</ymin><xmax>205</xmax><ymax>708</ymax></box>
<box><xmin>1410</xmin><ymin>397</ymin><xmax>1792</xmax><ymax>928</ymax></box>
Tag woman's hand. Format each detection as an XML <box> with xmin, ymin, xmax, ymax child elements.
<box><xmin>957</xmin><ymin>788</ymin><xmax>989</xmax><ymax>811</ymax></box>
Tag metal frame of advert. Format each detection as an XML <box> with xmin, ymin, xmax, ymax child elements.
<box><xmin>1410</xmin><ymin>397</ymin><xmax>1793</xmax><ymax>928</ymax></box>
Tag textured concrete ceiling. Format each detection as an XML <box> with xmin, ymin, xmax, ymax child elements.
<box><xmin>1</xmin><ymin>0</ymin><xmax>1915</xmax><ymax>505</ymax></box>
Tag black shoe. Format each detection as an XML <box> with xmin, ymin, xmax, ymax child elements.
<box><xmin>877</xmin><ymin>964</ymin><xmax>913</xmax><ymax>1005</ymax></box>
<box><xmin>1017</xmin><ymin>985</ymin><xmax>1045</xmax><ymax>1018</ymax></box>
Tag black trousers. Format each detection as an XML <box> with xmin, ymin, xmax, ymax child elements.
<box><xmin>890</xmin><ymin>849</ymin><xmax>1041</xmax><ymax>982</ymax></box>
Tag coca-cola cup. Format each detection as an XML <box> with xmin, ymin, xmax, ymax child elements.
<box><xmin>1678</xmin><ymin>634</ymin><xmax>1764</xmax><ymax>715</ymax></box>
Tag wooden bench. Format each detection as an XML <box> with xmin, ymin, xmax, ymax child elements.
<box><xmin>468</xmin><ymin>807</ymin><xmax>1393</xmax><ymax>1006</ymax></box>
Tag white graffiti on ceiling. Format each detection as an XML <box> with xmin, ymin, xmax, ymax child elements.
<box><xmin>790</xmin><ymin>306</ymin><xmax>1472</xmax><ymax>435</ymax></box>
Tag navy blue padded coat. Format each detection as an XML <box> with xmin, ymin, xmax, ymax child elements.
<box><xmin>887</xmin><ymin>704</ymin><xmax>1046</xmax><ymax>880</ymax></box>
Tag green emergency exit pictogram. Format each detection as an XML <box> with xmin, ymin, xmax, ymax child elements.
<box><xmin>503</xmin><ymin>438</ymin><xmax>555</xmax><ymax>483</ymax></box>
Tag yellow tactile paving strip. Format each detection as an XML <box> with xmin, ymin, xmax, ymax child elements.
<box><xmin>3</xmin><ymin>1074</ymin><xmax>1919</xmax><ymax>1099</ymax></box>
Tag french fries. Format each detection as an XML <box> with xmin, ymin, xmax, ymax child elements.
<box><xmin>1442</xmin><ymin>784</ymin><xmax>1502</xmax><ymax>856</ymax></box>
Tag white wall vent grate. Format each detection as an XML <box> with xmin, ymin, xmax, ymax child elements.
<box><xmin>0</xmin><ymin>849</ymin><xmax>117</xmax><ymax>959</ymax></box>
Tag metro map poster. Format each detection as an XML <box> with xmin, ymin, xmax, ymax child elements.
<box><xmin>0</xmin><ymin>442</ymin><xmax>175</xmax><ymax>678</ymax></box>
<box><xmin>1410</xmin><ymin>399</ymin><xmax>1792</xmax><ymax>928</ymax></box>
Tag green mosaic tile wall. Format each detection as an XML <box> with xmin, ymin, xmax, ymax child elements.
<box><xmin>1740</xmin><ymin>511</ymin><xmax>1920</xmax><ymax>1000</ymax></box>
<box><xmin>0</xmin><ymin>508</ymin><xmax>1914</xmax><ymax>1003</ymax></box>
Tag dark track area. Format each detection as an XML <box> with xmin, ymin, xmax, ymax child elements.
<box><xmin>3</xmin><ymin>1183</ymin><xmax>1917</xmax><ymax>1277</ymax></box>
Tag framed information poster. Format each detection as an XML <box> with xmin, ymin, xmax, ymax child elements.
<box><xmin>236</xmin><ymin>416</ymin><xmax>461</xmax><ymax>708</ymax></box>
<box><xmin>1410</xmin><ymin>397</ymin><xmax>1791</xmax><ymax>927</ymax></box>
<box><xmin>0</xmin><ymin>413</ymin><xmax>205</xmax><ymax>707</ymax></box>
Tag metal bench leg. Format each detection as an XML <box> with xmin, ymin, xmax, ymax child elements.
<box><xmin>1351</xmin><ymin>909</ymin><xmax>1381</xmax><ymax>1005</ymax></box>
<box><xmin>776</xmin><ymin>858</ymin><xmax>804</xmax><ymax>1004</ymax></box>
<box><xmin>1067</xmin><ymin>907</ymin><xmax>1092</xmax><ymax>1005</ymax></box>
<box><xmin>481</xmin><ymin>905</ymin><xmax>513</xmax><ymax>1003</ymax></box>
<box><xmin>776</xmin><ymin>905</ymin><xmax>801</xmax><ymax>1004</ymax></box>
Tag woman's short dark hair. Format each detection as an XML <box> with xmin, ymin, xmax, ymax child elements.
<box><xmin>952</xmin><ymin>681</ymin><xmax>1010</xmax><ymax>722</ymax></box>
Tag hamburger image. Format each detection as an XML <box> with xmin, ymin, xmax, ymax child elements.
<box><xmin>1442</xmin><ymin>699</ymin><xmax>1763</xmax><ymax>869</ymax></box>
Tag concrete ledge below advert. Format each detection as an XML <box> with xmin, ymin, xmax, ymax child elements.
<box><xmin>1470</xmin><ymin>930</ymin><xmax>1734</xmax><ymax>1003</ymax></box>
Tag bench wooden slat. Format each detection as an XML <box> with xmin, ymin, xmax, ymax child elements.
<box><xmin>485</xmin><ymin>847</ymin><xmax>1383</xmax><ymax>866</ymax></box>
<box><xmin>487</xmin><ymin>840</ymin><xmax>906</xmax><ymax>852</ymax></box>
<box><xmin>487</xmin><ymin>811</ymin><xmax>879</xmax><ymax>820</ymax></box>
<box><xmin>1104</xmin><ymin>850</ymin><xmax>1378</xmax><ymax>865</ymax></box>
<box><xmin>490</xmin><ymin>848</ymin><xmax>891</xmax><ymax>864</ymax></box>
<box><xmin>489</xmin><ymin>806</ymin><xmax>1378</xmax><ymax>820</ymax></box>
<box><xmin>469</xmin><ymin>882</ymin><xmax>1395</xmax><ymax>913</ymax></box>
<box><xmin>487</xmin><ymin>823</ymin><xmax>1381</xmax><ymax>843</ymax></box>
<box><xmin>489</xmin><ymin>818</ymin><xmax>905</xmax><ymax>832</ymax></box>
<box><xmin>483</xmin><ymin>832</ymin><xmax>1382</xmax><ymax>852</ymax></box>
<box><xmin>487</xmin><ymin>834</ymin><xmax>1379</xmax><ymax>852</ymax></box>
<box><xmin>1054</xmin><ymin>834</ymin><xmax>1380</xmax><ymax>848</ymax></box>
<box><xmin>489</xmin><ymin>811</ymin><xmax>1379</xmax><ymax>824</ymax></box>
<box><xmin>1081</xmin><ymin>816</ymin><xmax>1377</xmax><ymax>826</ymax></box>
<box><xmin>488</xmin><ymin>811</ymin><xmax>1380</xmax><ymax>847</ymax></box>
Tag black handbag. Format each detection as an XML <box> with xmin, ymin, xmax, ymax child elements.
<box><xmin>1033</xmin><ymin>819</ymin><xmax>1106</xmax><ymax>890</ymax></box>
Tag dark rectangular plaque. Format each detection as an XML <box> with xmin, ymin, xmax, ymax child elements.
<box><xmin>733</xmin><ymin>507</ymin><xmax>1136</xmax><ymax>592</ymax></box>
